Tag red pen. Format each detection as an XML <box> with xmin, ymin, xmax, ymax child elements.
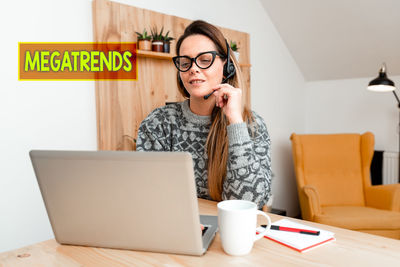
<box><xmin>261</xmin><ymin>225</ymin><xmax>320</xmax><ymax>236</ymax></box>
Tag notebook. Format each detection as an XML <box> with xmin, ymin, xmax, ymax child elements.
<box><xmin>29</xmin><ymin>150</ymin><xmax>218</xmax><ymax>256</ymax></box>
<box><xmin>257</xmin><ymin>219</ymin><xmax>335</xmax><ymax>253</ymax></box>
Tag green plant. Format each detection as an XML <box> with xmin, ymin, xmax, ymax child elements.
<box><xmin>135</xmin><ymin>29</ymin><xmax>151</xmax><ymax>41</ymax></box>
<box><xmin>163</xmin><ymin>31</ymin><xmax>175</xmax><ymax>43</ymax></box>
<box><xmin>150</xmin><ymin>26</ymin><xmax>164</xmax><ymax>42</ymax></box>
<box><xmin>230</xmin><ymin>40</ymin><xmax>239</xmax><ymax>52</ymax></box>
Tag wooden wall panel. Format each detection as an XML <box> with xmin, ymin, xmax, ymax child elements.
<box><xmin>92</xmin><ymin>0</ymin><xmax>251</xmax><ymax>150</ymax></box>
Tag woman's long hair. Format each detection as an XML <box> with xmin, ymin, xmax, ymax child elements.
<box><xmin>175</xmin><ymin>20</ymin><xmax>253</xmax><ymax>201</ymax></box>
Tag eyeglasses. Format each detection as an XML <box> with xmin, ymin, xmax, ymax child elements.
<box><xmin>172</xmin><ymin>51</ymin><xmax>224</xmax><ymax>72</ymax></box>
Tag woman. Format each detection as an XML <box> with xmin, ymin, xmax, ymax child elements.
<box><xmin>136</xmin><ymin>20</ymin><xmax>271</xmax><ymax>209</ymax></box>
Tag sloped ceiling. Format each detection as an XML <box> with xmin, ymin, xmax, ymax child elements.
<box><xmin>260</xmin><ymin>0</ymin><xmax>400</xmax><ymax>81</ymax></box>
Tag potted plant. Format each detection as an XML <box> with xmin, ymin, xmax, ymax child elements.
<box><xmin>163</xmin><ymin>31</ymin><xmax>174</xmax><ymax>53</ymax></box>
<box><xmin>151</xmin><ymin>26</ymin><xmax>164</xmax><ymax>52</ymax></box>
<box><xmin>135</xmin><ymin>29</ymin><xmax>152</xmax><ymax>51</ymax></box>
<box><xmin>230</xmin><ymin>40</ymin><xmax>240</xmax><ymax>61</ymax></box>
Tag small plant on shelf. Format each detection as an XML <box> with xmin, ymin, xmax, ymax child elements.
<box><xmin>151</xmin><ymin>26</ymin><xmax>164</xmax><ymax>52</ymax></box>
<box><xmin>136</xmin><ymin>28</ymin><xmax>151</xmax><ymax>41</ymax></box>
<box><xmin>163</xmin><ymin>31</ymin><xmax>175</xmax><ymax>53</ymax></box>
<box><xmin>230</xmin><ymin>40</ymin><xmax>239</xmax><ymax>52</ymax></box>
<box><xmin>135</xmin><ymin>29</ymin><xmax>152</xmax><ymax>51</ymax></box>
<box><xmin>230</xmin><ymin>40</ymin><xmax>240</xmax><ymax>61</ymax></box>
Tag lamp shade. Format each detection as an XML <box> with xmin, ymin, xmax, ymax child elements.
<box><xmin>367</xmin><ymin>64</ymin><xmax>396</xmax><ymax>92</ymax></box>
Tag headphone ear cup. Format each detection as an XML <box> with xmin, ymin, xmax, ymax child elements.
<box><xmin>223</xmin><ymin>63</ymin><xmax>229</xmax><ymax>78</ymax></box>
<box><xmin>228</xmin><ymin>62</ymin><xmax>236</xmax><ymax>76</ymax></box>
<box><xmin>223</xmin><ymin>59</ymin><xmax>236</xmax><ymax>80</ymax></box>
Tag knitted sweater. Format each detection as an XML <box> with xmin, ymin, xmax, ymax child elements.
<box><xmin>136</xmin><ymin>100</ymin><xmax>271</xmax><ymax>208</ymax></box>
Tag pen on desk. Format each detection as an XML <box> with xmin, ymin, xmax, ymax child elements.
<box><xmin>261</xmin><ymin>225</ymin><xmax>320</xmax><ymax>236</ymax></box>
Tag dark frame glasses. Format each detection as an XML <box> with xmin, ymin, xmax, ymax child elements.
<box><xmin>172</xmin><ymin>51</ymin><xmax>225</xmax><ymax>72</ymax></box>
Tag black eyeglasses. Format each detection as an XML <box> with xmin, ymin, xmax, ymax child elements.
<box><xmin>172</xmin><ymin>51</ymin><xmax>224</xmax><ymax>72</ymax></box>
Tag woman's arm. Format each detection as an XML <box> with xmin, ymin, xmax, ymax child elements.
<box><xmin>136</xmin><ymin>109</ymin><xmax>171</xmax><ymax>151</ymax></box>
<box><xmin>222</xmin><ymin>113</ymin><xmax>272</xmax><ymax>209</ymax></box>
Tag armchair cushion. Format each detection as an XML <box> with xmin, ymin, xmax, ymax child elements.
<box><xmin>299</xmin><ymin>134</ymin><xmax>365</xmax><ymax>206</ymax></box>
<box><xmin>314</xmin><ymin>206</ymin><xmax>400</xmax><ymax>230</ymax></box>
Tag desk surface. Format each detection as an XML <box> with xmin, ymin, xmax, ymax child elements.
<box><xmin>1</xmin><ymin>198</ymin><xmax>400</xmax><ymax>266</ymax></box>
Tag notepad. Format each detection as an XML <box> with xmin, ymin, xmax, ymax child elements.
<box><xmin>257</xmin><ymin>219</ymin><xmax>335</xmax><ymax>253</ymax></box>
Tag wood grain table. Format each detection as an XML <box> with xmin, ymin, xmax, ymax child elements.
<box><xmin>1</xmin><ymin>198</ymin><xmax>400</xmax><ymax>266</ymax></box>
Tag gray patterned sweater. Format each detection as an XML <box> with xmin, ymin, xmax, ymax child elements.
<box><xmin>136</xmin><ymin>100</ymin><xmax>271</xmax><ymax>208</ymax></box>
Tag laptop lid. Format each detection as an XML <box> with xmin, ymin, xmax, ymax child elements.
<box><xmin>30</xmin><ymin>150</ymin><xmax>216</xmax><ymax>256</ymax></box>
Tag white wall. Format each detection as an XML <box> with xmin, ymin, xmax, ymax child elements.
<box><xmin>305</xmin><ymin>75</ymin><xmax>400</xmax><ymax>152</ymax></box>
<box><xmin>0</xmin><ymin>0</ymin><xmax>305</xmax><ymax>252</ymax></box>
<box><xmin>0</xmin><ymin>0</ymin><xmax>97</xmax><ymax>253</ymax></box>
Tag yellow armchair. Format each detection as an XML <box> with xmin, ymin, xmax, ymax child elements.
<box><xmin>290</xmin><ymin>132</ymin><xmax>400</xmax><ymax>239</ymax></box>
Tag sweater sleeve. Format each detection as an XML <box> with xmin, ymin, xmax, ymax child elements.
<box><xmin>136</xmin><ymin>108</ymin><xmax>171</xmax><ymax>151</ymax></box>
<box><xmin>222</xmin><ymin>112</ymin><xmax>272</xmax><ymax>209</ymax></box>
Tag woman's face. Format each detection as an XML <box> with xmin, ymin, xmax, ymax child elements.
<box><xmin>178</xmin><ymin>34</ymin><xmax>225</xmax><ymax>99</ymax></box>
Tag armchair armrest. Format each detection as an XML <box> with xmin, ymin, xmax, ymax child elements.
<box><xmin>300</xmin><ymin>185</ymin><xmax>322</xmax><ymax>221</ymax></box>
<box><xmin>365</xmin><ymin>184</ymin><xmax>400</xmax><ymax>212</ymax></box>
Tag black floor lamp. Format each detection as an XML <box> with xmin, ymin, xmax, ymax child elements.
<box><xmin>367</xmin><ymin>63</ymin><xmax>399</xmax><ymax>183</ymax></box>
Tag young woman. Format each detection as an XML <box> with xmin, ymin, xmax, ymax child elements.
<box><xmin>136</xmin><ymin>20</ymin><xmax>271</xmax><ymax>209</ymax></box>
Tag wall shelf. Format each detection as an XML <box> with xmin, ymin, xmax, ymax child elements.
<box><xmin>240</xmin><ymin>63</ymin><xmax>251</xmax><ymax>68</ymax></box>
<box><xmin>137</xmin><ymin>50</ymin><xmax>174</xmax><ymax>60</ymax></box>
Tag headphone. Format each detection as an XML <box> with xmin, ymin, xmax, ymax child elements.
<box><xmin>177</xmin><ymin>39</ymin><xmax>236</xmax><ymax>98</ymax></box>
<box><xmin>222</xmin><ymin>39</ymin><xmax>236</xmax><ymax>83</ymax></box>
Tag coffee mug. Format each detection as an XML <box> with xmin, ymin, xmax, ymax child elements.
<box><xmin>217</xmin><ymin>200</ymin><xmax>271</xmax><ymax>256</ymax></box>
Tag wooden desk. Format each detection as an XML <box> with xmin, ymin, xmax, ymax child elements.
<box><xmin>1</xmin><ymin>198</ymin><xmax>400</xmax><ymax>266</ymax></box>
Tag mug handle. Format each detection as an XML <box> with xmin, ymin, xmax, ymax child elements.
<box><xmin>254</xmin><ymin>210</ymin><xmax>271</xmax><ymax>241</ymax></box>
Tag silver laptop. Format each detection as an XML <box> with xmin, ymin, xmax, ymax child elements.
<box><xmin>29</xmin><ymin>150</ymin><xmax>218</xmax><ymax>256</ymax></box>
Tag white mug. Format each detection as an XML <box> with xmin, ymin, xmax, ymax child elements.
<box><xmin>217</xmin><ymin>200</ymin><xmax>271</xmax><ymax>256</ymax></box>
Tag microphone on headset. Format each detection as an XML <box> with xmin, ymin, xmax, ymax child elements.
<box><xmin>203</xmin><ymin>39</ymin><xmax>236</xmax><ymax>100</ymax></box>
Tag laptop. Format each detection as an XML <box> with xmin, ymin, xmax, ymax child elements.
<box><xmin>29</xmin><ymin>150</ymin><xmax>218</xmax><ymax>256</ymax></box>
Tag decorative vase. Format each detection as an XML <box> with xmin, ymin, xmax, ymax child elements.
<box><xmin>233</xmin><ymin>51</ymin><xmax>240</xmax><ymax>62</ymax></box>
<box><xmin>152</xmin><ymin>41</ymin><xmax>164</xmax><ymax>52</ymax></box>
<box><xmin>138</xmin><ymin>40</ymin><xmax>151</xmax><ymax>51</ymax></box>
<box><xmin>163</xmin><ymin>42</ymin><xmax>171</xmax><ymax>53</ymax></box>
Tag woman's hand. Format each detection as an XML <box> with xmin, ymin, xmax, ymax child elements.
<box><xmin>212</xmin><ymin>83</ymin><xmax>244</xmax><ymax>124</ymax></box>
